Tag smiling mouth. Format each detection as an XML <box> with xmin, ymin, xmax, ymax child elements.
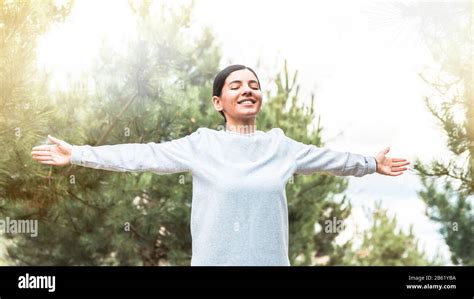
<box><xmin>237</xmin><ymin>99</ymin><xmax>256</xmax><ymax>104</ymax></box>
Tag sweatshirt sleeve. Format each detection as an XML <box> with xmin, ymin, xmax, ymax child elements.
<box><xmin>283</xmin><ymin>133</ymin><xmax>377</xmax><ymax>177</ymax></box>
<box><xmin>70</xmin><ymin>130</ymin><xmax>201</xmax><ymax>174</ymax></box>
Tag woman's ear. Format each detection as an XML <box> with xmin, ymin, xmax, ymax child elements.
<box><xmin>212</xmin><ymin>96</ymin><xmax>223</xmax><ymax>112</ymax></box>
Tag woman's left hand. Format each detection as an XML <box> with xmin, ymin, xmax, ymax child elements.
<box><xmin>375</xmin><ymin>147</ymin><xmax>409</xmax><ymax>176</ymax></box>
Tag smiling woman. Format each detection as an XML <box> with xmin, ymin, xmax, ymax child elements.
<box><xmin>211</xmin><ymin>65</ymin><xmax>262</xmax><ymax>130</ymax></box>
<box><xmin>31</xmin><ymin>65</ymin><xmax>409</xmax><ymax>266</ymax></box>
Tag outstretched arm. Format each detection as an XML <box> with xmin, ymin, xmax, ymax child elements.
<box><xmin>283</xmin><ymin>131</ymin><xmax>409</xmax><ymax>177</ymax></box>
<box><xmin>31</xmin><ymin>133</ymin><xmax>198</xmax><ymax>174</ymax></box>
<box><xmin>292</xmin><ymin>144</ymin><xmax>409</xmax><ymax>177</ymax></box>
<box><xmin>293</xmin><ymin>145</ymin><xmax>378</xmax><ymax>177</ymax></box>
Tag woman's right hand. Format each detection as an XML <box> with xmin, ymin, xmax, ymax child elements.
<box><xmin>31</xmin><ymin>135</ymin><xmax>73</xmax><ymax>166</ymax></box>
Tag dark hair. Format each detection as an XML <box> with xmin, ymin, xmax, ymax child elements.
<box><xmin>212</xmin><ymin>65</ymin><xmax>261</xmax><ymax>122</ymax></box>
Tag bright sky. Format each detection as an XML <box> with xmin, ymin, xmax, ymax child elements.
<box><xmin>36</xmin><ymin>0</ymin><xmax>465</xmax><ymax>263</ymax></box>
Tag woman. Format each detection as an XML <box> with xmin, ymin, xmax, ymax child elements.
<box><xmin>31</xmin><ymin>65</ymin><xmax>409</xmax><ymax>266</ymax></box>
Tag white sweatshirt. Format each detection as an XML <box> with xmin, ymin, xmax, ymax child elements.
<box><xmin>70</xmin><ymin>127</ymin><xmax>377</xmax><ymax>266</ymax></box>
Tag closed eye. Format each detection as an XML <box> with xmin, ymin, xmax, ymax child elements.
<box><xmin>229</xmin><ymin>83</ymin><xmax>260</xmax><ymax>90</ymax></box>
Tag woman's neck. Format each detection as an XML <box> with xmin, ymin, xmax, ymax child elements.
<box><xmin>225</xmin><ymin>120</ymin><xmax>256</xmax><ymax>134</ymax></box>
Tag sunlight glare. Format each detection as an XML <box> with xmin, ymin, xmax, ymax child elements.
<box><xmin>36</xmin><ymin>0</ymin><xmax>136</xmax><ymax>91</ymax></box>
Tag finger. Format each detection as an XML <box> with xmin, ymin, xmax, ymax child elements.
<box><xmin>392</xmin><ymin>161</ymin><xmax>410</xmax><ymax>167</ymax></box>
<box><xmin>33</xmin><ymin>155</ymin><xmax>53</xmax><ymax>161</ymax></box>
<box><xmin>48</xmin><ymin>135</ymin><xmax>63</xmax><ymax>145</ymax></box>
<box><xmin>32</xmin><ymin>145</ymin><xmax>54</xmax><ymax>151</ymax></box>
<box><xmin>390</xmin><ymin>171</ymin><xmax>405</xmax><ymax>176</ymax></box>
<box><xmin>391</xmin><ymin>167</ymin><xmax>408</xmax><ymax>172</ymax></box>
<box><xmin>39</xmin><ymin>160</ymin><xmax>56</xmax><ymax>165</ymax></box>
<box><xmin>31</xmin><ymin>150</ymin><xmax>52</xmax><ymax>156</ymax></box>
<box><xmin>391</xmin><ymin>158</ymin><xmax>408</xmax><ymax>162</ymax></box>
<box><xmin>389</xmin><ymin>172</ymin><xmax>403</xmax><ymax>176</ymax></box>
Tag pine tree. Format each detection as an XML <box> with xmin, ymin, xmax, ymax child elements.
<box><xmin>1</xmin><ymin>0</ymin><xmax>221</xmax><ymax>266</ymax></box>
<box><xmin>350</xmin><ymin>1</ymin><xmax>472</xmax><ymax>266</ymax></box>
<box><xmin>0</xmin><ymin>0</ymin><xmax>73</xmax><ymax>264</ymax></box>
<box><xmin>407</xmin><ymin>2</ymin><xmax>473</xmax><ymax>265</ymax></box>
<box><xmin>339</xmin><ymin>202</ymin><xmax>434</xmax><ymax>266</ymax></box>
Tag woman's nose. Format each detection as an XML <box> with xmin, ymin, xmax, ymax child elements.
<box><xmin>241</xmin><ymin>85</ymin><xmax>252</xmax><ymax>96</ymax></box>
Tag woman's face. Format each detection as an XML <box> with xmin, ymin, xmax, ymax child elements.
<box><xmin>212</xmin><ymin>69</ymin><xmax>262</xmax><ymax>124</ymax></box>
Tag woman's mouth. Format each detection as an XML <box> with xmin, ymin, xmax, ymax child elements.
<box><xmin>237</xmin><ymin>99</ymin><xmax>256</xmax><ymax>105</ymax></box>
